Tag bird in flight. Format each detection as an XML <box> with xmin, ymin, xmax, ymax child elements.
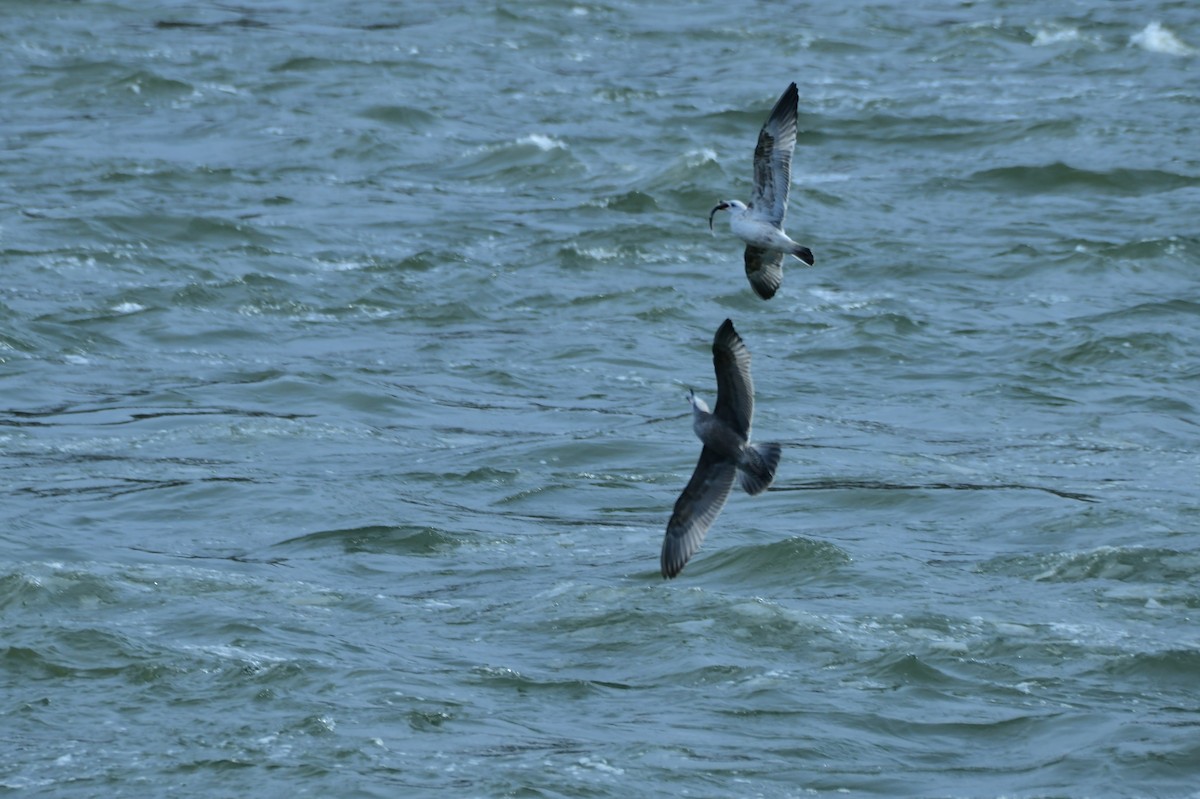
<box><xmin>661</xmin><ymin>319</ymin><xmax>782</xmax><ymax>579</ymax></box>
<box><xmin>709</xmin><ymin>82</ymin><xmax>814</xmax><ymax>300</ymax></box>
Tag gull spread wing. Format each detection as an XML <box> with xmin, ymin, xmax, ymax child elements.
<box><xmin>750</xmin><ymin>82</ymin><xmax>798</xmax><ymax>228</ymax></box>
<box><xmin>743</xmin><ymin>245</ymin><xmax>785</xmax><ymax>301</ymax></box>
<box><xmin>711</xmin><ymin>318</ymin><xmax>755</xmax><ymax>436</ymax></box>
<box><xmin>661</xmin><ymin>447</ymin><xmax>737</xmax><ymax>578</ymax></box>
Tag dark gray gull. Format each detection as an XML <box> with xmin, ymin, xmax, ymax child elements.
<box><xmin>708</xmin><ymin>82</ymin><xmax>814</xmax><ymax>300</ymax></box>
<box><xmin>661</xmin><ymin>319</ymin><xmax>782</xmax><ymax>579</ymax></box>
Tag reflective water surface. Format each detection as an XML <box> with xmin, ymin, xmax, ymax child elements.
<box><xmin>3</xmin><ymin>2</ymin><xmax>1199</xmax><ymax>796</ymax></box>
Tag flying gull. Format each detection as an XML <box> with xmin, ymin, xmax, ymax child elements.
<box><xmin>708</xmin><ymin>82</ymin><xmax>814</xmax><ymax>300</ymax></box>
<box><xmin>661</xmin><ymin>319</ymin><xmax>782</xmax><ymax>579</ymax></box>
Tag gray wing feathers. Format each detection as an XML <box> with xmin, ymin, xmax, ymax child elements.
<box><xmin>711</xmin><ymin>319</ymin><xmax>754</xmax><ymax>435</ymax></box>
<box><xmin>661</xmin><ymin>449</ymin><xmax>738</xmax><ymax>578</ymax></box>
<box><xmin>751</xmin><ymin>82</ymin><xmax>798</xmax><ymax>228</ymax></box>
<box><xmin>743</xmin><ymin>245</ymin><xmax>784</xmax><ymax>301</ymax></box>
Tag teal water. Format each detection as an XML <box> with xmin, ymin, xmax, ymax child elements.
<box><xmin>3</xmin><ymin>2</ymin><xmax>1200</xmax><ymax>796</ymax></box>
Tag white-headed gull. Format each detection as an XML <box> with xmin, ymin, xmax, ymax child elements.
<box><xmin>661</xmin><ymin>319</ymin><xmax>782</xmax><ymax>579</ymax></box>
<box><xmin>709</xmin><ymin>82</ymin><xmax>814</xmax><ymax>300</ymax></box>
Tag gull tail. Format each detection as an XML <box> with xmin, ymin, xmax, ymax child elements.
<box><xmin>738</xmin><ymin>442</ymin><xmax>782</xmax><ymax>496</ymax></box>
<box><xmin>793</xmin><ymin>246</ymin><xmax>815</xmax><ymax>266</ymax></box>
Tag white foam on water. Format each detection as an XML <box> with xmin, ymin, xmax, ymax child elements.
<box><xmin>684</xmin><ymin>147</ymin><xmax>718</xmax><ymax>166</ymax></box>
<box><xmin>1030</xmin><ymin>26</ymin><xmax>1082</xmax><ymax>47</ymax></box>
<box><xmin>563</xmin><ymin>243</ymin><xmax>619</xmax><ymax>261</ymax></box>
<box><xmin>1130</xmin><ymin>21</ymin><xmax>1196</xmax><ymax>56</ymax></box>
<box><xmin>519</xmin><ymin>133</ymin><xmax>566</xmax><ymax>151</ymax></box>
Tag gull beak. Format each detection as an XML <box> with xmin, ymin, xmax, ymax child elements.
<box><xmin>707</xmin><ymin>202</ymin><xmax>728</xmax><ymax>232</ymax></box>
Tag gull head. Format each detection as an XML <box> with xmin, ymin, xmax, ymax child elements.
<box><xmin>688</xmin><ymin>388</ymin><xmax>710</xmax><ymax>415</ymax></box>
<box><xmin>708</xmin><ymin>200</ymin><xmax>745</xmax><ymax>232</ymax></box>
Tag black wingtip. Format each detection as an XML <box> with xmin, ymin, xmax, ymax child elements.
<box><xmin>714</xmin><ymin>318</ymin><xmax>740</xmax><ymax>349</ymax></box>
<box><xmin>768</xmin><ymin>83</ymin><xmax>799</xmax><ymax>123</ymax></box>
<box><xmin>780</xmin><ymin>82</ymin><xmax>799</xmax><ymax>110</ymax></box>
<box><xmin>661</xmin><ymin>549</ymin><xmax>685</xmax><ymax>579</ymax></box>
<box><xmin>752</xmin><ymin>282</ymin><xmax>778</xmax><ymax>300</ymax></box>
<box><xmin>795</xmin><ymin>247</ymin><xmax>815</xmax><ymax>266</ymax></box>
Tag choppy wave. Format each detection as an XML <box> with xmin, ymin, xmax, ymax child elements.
<box><xmin>438</xmin><ymin>135</ymin><xmax>581</xmax><ymax>183</ymax></box>
<box><xmin>981</xmin><ymin>546</ymin><xmax>1200</xmax><ymax>586</ymax></box>
<box><xmin>966</xmin><ymin>161</ymin><xmax>1199</xmax><ymax>195</ymax></box>
<box><xmin>275</xmin><ymin>524</ymin><xmax>465</xmax><ymax>556</ymax></box>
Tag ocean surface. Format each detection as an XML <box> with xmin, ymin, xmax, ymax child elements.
<box><xmin>3</xmin><ymin>1</ymin><xmax>1199</xmax><ymax>796</ymax></box>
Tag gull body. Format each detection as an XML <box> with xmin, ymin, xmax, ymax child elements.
<box><xmin>720</xmin><ymin>199</ymin><xmax>812</xmax><ymax>258</ymax></box>
<box><xmin>661</xmin><ymin>320</ymin><xmax>782</xmax><ymax>579</ymax></box>
<box><xmin>709</xmin><ymin>82</ymin><xmax>815</xmax><ymax>300</ymax></box>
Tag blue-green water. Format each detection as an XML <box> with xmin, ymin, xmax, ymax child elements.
<box><xmin>3</xmin><ymin>2</ymin><xmax>1199</xmax><ymax>796</ymax></box>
